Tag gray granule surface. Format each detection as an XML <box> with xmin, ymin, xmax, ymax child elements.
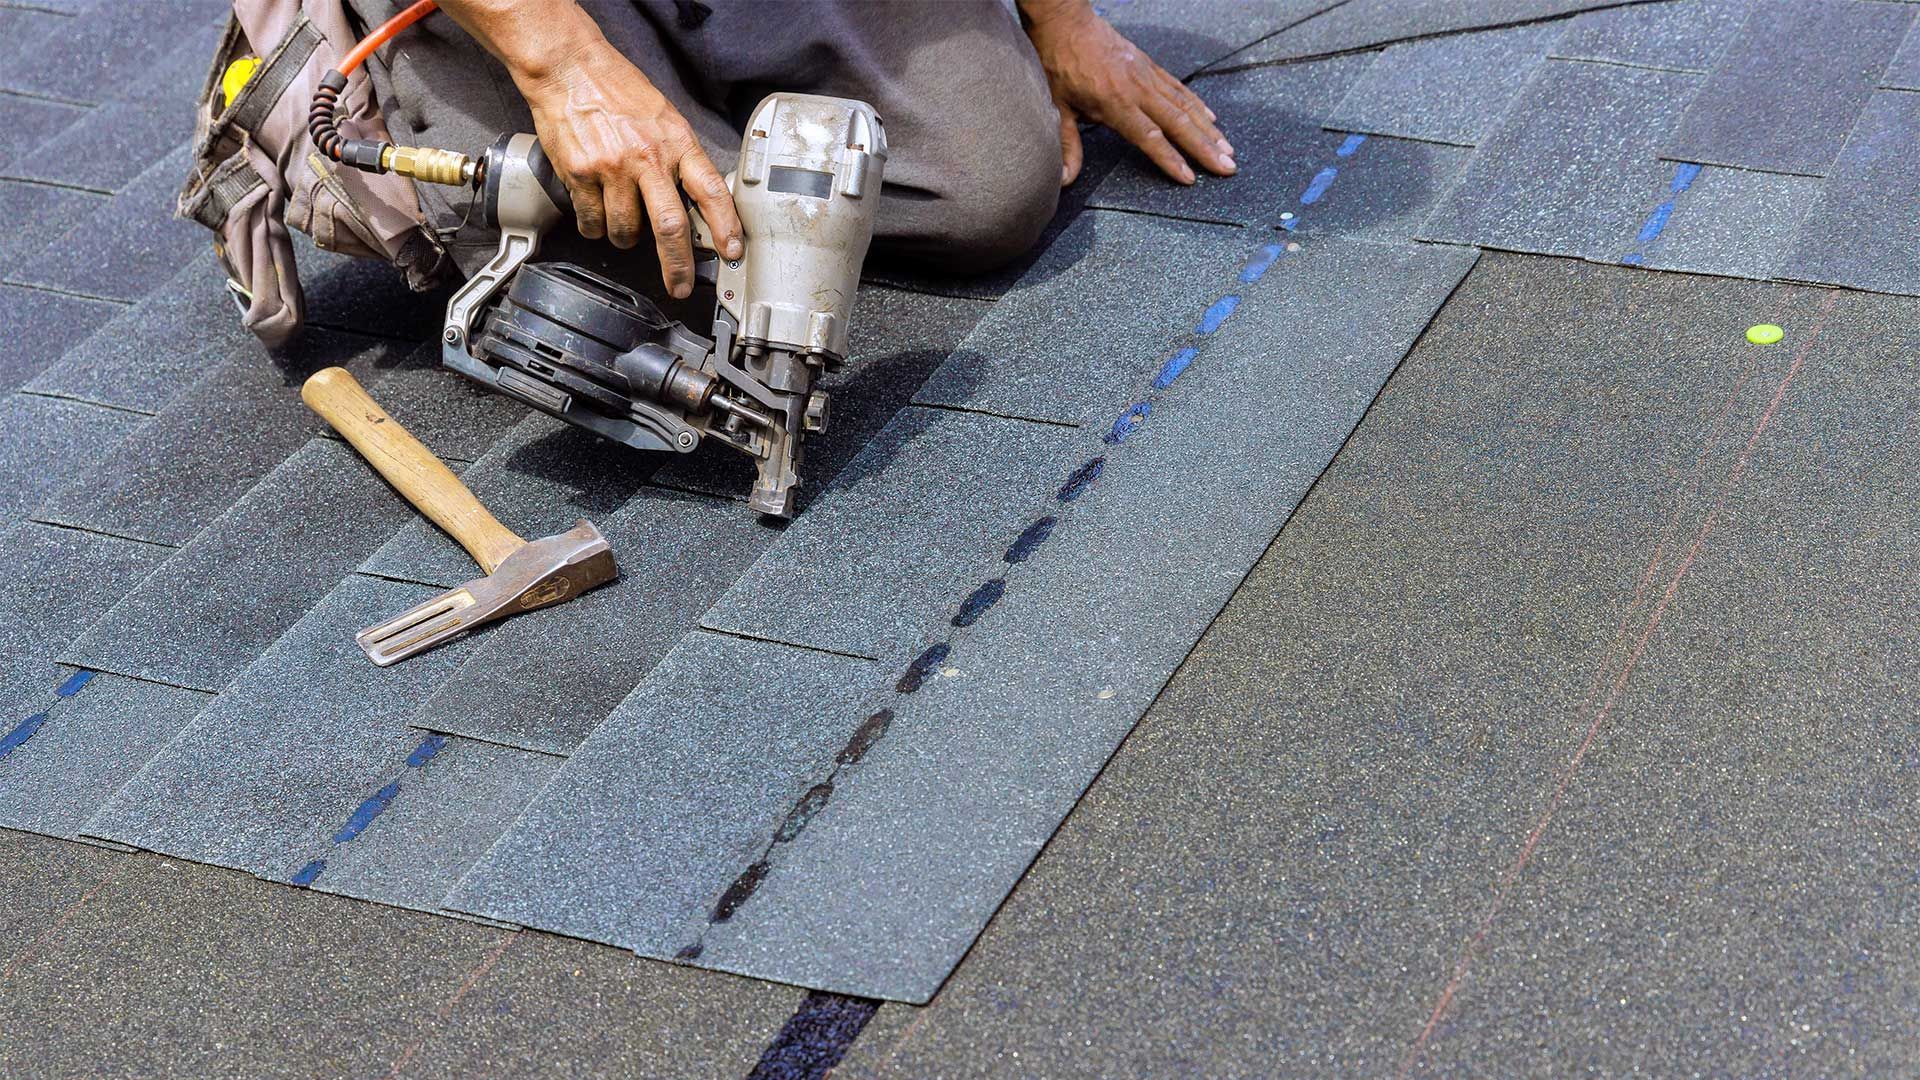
<box><xmin>1549</xmin><ymin>0</ymin><xmax>1751</xmax><ymax>72</ymax></box>
<box><xmin>1324</xmin><ymin>23</ymin><xmax>1562</xmax><ymax>146</ymax></box>
<box><xmin>0</xmin><ymin>521</ymin><xmax>166</xmax><ymax>657</ymax></box>
<box><xmin>359</xmin><ymin>412</ymin><xmax>656</xmax><ymax>588</ymax></box>
<box><xmin>0</xmin><ymin>672</ymin><xmax>211</xmax><ymax>840</ymax></box>
<box><xmin>1101</xmin><ymin>0</ymin><xmax>1346</xmax><ymax>79</ymax></box>
<box><xmin>1096</xmin><ymin>58</ymin><xmax>1478</xmax><ymax>241</ymax></box>
<box><xmin>836</xmin><ymin>253</ymin><xmax>1916</xmax><ymax>1077</ymax></box>
<box><xmin>371</xmin><ymin>930</ymin><xmax>804</xmax><ymax>1080</ymax></box>
<box><xmin>0</xmin><ymin>652</ymin><xmax>66</xmax><ymax>722</ymax></box>
<box><xmin>355</xmin><ymin>338</ymin><xmax>529</xmax><ymax>464</ymax></box>
<box><xmin>445</xmin><ymin>630</ymin><xmax>880</xmax><ymax>958</ymax></box>
<box><xmin>914</xmin><ymin>209</ymin><xmax>1255</xmax><ymax>426</ymax></box>
<box><xmin>35</xmin><ymin>329</ymin><xmax>407</xmax><ymax>547</ymax></box>
<box><xmin>0</xmin><ymin>93</ymin><xmax>87</xmax><ymax>166</ymax></box>
<box><xmin>650</xmin><ymin>284</ymin><xmax>993</xmax><ymax>508</ymax></box>
<box><xmin>701</xmin><ymin>405</ymin><xmax>1082</xmax><ymax>665</ymax></box>
<box><xmin>61</xmin><ymin>439</ymin><xmax>418</xmax><ymax>692</ymax></box>
<box><xmin>1417</xmin><ymin>60</ymin><xmax>1699</xmax><ymax>262</ymax></box>
<box><xmin>21</xmin><ymin>251</ymin><xmax>259</xmax><ymax>414</ymax></box>
<box><xmin>7</xmin><ymin>142</ymin><xmax>207</xmax><ymax>303</ymax></box>
<box><xmin>6</xmin><ymin>22</ymin><xmax>218</xmax><ymax>193</ymax></box>
<box><xmin>1885</xmin><ymin>19</ymin><xmax>1920</xmax><ymax>88</ymax></box>
<box><xmin>293</xmin><ymin>735</ymin><xmax>562</xmax><ymax>915</ymax></box>
<box><xmin>0</xmin><ymin>393</ymin><xmax>143</xmax><ymax>523</ymax></box>
<box><xmin>407</xmin><ymin>486</ymin><xmax>773</xmax><ymax>755</ymax></box>
<box><xmin>697</xmin><ymin>235</ymin><xmax>1476</xmax><ymax>1004</ymax></box>
<box><xmin>0</xmin><ymin>283</ymin><xmax>121</xmax><ymax>395</ymax></box>
<box><xmin>1781</xmin><ymin>90</ymin><xmax>1920</xmax><ymax>295</ymax></box>
<box><xmin>1622</xmin><ymin>164</ymin><xmax>1822</xmax><ymax>281</ymax></box>
<box><xmin>0</xmin><ymin>840</ymin><xmax>540</xmax><ymax>1080</ymax></box>
<box><xmin>1657</xmin><ymin>0</ymin><xmax>1914</xmax><ymax>177</ymax></box>
<box><xmin>82</xmin><ymin>574</ymin><xmax>486</xmax><ymax>878</ymax></box>
<box><xmin>0</xmin><ymin>179</ymin><xmax>107</xmax><ymax>271</ymax></box>
<box><xmin>1221</xmin><ymin>0</ymin><xmax>1665</xmax><ymax>66</ymax></box>
<box><xmin>0</xmin><ymin>827</ymin><xmax>123</xmax><ymax>972</ymax></box>
<box><xmin>0</xmin><ymin>0</ymin><xmax>223</xmax><ymax>105</ymax></box>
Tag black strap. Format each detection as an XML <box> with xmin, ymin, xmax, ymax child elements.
<box><xmin>223</xmin><ymin>16</ymin><xmax>324</xmax><ymax>136</ymax></box>
<box><xmin>183</xmin><ymin>150</ymin><xmax>266</xmax><ymax>228</ymax></box>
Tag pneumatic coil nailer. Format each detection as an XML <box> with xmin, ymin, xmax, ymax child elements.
<box><xmin>311</xmin><ymin>1</ymin><xmax>887</xmax><ymax>517</ymax></box>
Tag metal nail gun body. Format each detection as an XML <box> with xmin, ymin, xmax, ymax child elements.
<box><xmin>440</xmin><ymin>94</ymin><xmax>888</xmax><ymax>517</ymax></box>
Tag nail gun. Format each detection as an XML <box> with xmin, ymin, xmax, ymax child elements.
<box><xmin>311</xmin><ymin>4</ymin><xmax>887</xmax><ymax>517</ymax></box>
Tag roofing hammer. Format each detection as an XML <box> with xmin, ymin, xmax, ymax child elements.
<box><xmin>301</xmin><ymin>368</ymin><xmax>616</xmax><ymax>666</ymax></box>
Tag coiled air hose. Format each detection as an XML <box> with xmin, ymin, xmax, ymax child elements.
<box><xmin>309</xmin><ymin>0</ymin><xmax>480</xmax><ymax>187</ymax></box>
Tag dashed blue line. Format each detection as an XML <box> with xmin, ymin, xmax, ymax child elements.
<box><xmin>1196</xmin><ymin>296</ymin><xmax>1240</xmax><ymax>334</ymax></box>
<box><xmin>1336</xmin><ymin>133</ymin><xmax>1367</xmax><ymax>157</ymax></box>
<box><xmin>1153</xmin><ymin>347</ymin><xmax>1197</xmax><ymax>389</ymax></box>
<box><xmin>291</xmin><ymin>859</ymin><xmax>326</xmax><ymax>886</ymax></box>
<box><xmin>1105</xmin><ymin>402</ymin><xmax>1151</xmax><ymax>444</ymax></box>
<box><xmin>0</xmin><ymin>713</ymin><xmax>48</xmax><ymax>762</ymax></box>
<box><xmin>1637</xmin><ymin>201</ymin><xmax>1676</xmax><ymax>244</ymax></box>
<box><xmin>333</xmin><ymin>781</ymin><xmax>401</xmax><ymax>844</ymax></box>
<box><xmin>1299</xmin><ymin>166</ymin><xmax>1339</xmax><ymax>205</ymax></box>
<box><xmin>406</xmin><ymin>734</ymin><xmax>447</xmax><ymax>767</ymax></box>
<box><xmin>55</xmin><ymin>671</ymin><xmax>94</xmax><ymax>698</ymax></box>
<box><xmin>1239</xmin><ymin>244</ymin><xmax>1285</xmax><ymax>284</ymax></box>
<box><xmin>1671</xmin><ymin>162</ymin><xmax>1701</xmax><ymax>193</ymax></box>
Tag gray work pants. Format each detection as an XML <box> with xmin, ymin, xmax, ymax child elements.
<box><xmin>357</xmin><ymin>0</ymin><xmax>1063</xmax><ymax>278</ymax></box>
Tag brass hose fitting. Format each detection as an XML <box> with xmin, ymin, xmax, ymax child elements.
<box><xmin>382</xmin><ymin>144</ymin><xmax>478</xmax><ymax>187</ymax></box>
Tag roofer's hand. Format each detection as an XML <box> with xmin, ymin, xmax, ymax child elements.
<box><xmin>520</xmin><ymin>41</ymin><xmax>743</xmax><ymax>298</ymax></box>
<box><xmin>1019</xmin><ymin>0</ymin><xmax>1235</xmax><ymax>186</ymax></box>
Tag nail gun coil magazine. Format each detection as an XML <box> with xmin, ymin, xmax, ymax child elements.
<box><xmin>468</xmin><ymin>262</ymin><xmax>721</xmax><ymax>453</ymax></box>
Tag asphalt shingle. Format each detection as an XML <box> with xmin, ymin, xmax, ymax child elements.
<box><xmin>914</xmin><ymin>209</ymin><xmax>1255</xmax><ymax>425</ymax></box>
<box><xmin>0</xmin><ymin>521</ymin><xmax>166</xmax><ymax>658</ymax></box>
<box><xmin>1324</xmin><ymin>23</ymin><xmax>1561</xmax><ymax>146</ymax></box>
<box><xmin>1781</xmin><ymin>90</ymin><xmax>1920</xmax><ymax>296</ymax></box>
<box><xmin>702</xmin><ymin>406</ymin><xmax>1082</xmax><ymax>665</ymax></box>
<box><xmin>287</xmin><ymin>734</ymin><xmax>562</xmax><ymax>916</ymax></box>
<box><xmin>19</xmin><ymin>250</ymin><xmax>252</xmax><ymax>413</ymax></box>
<box><xmin>0</xmin><ymin>178</ymin><xmax>108</xmax><ymax>273</ymax></box>
<box><xmin>1092</xmin><ymin>57</ymin><xmax>1475</xmax><ymax>240</ymax></box>
<box><xmin>444</xmin><ymin>631</ymin><xmax>881</xmax><ymax>957</ymax></box>
<box><xmin>5</xmin><ymin>22</ymin><xmax>219</xmax><ymax>192</ymax></box>
<box><xmin>836</xmin><ymin>254</ymin><xmax>1918</xmax><ymax>1077</ymax></box>
<box><xmin>0</xmin><ymin>670</ymin><xmax>211</xmax><ymax>841</ymax></box>
<box><xmin>1220</xmin><ymin>0</ymin><xmax>1666</xmax><ymax>66</ymax></box>
<box><xmin>1657</xmin><ymin>0</ymin><xmax>1913</xmax><ymax>177</ymax></box>
<box><xmin>6</xmin><ymin>143</ymin><xmax>205</xmax><ymax>303</ymax></box>
<box><xmin>693</xmin><ymin>234</ymin><xmax>1477</xmax><ymax>1004</ymax></box>
<box><xmin>0</xmin><ymin>282</ymin><xmax>121</xmax><ymax>395</ymax></box>
<box><xmin>1549</xmin><ymin>0</ymin><xmax>1750</xmax><ymax>72</ymax></box>
<box><xmin>0</xmin><ymin>0</ymin><xmax>222</xmax><ymax>104</ymax></box>
<box><xmin>1417</xmin><ymin>60</ymin><xmax>1698</xmax><ymax>262</ymax></box>
<box><xmin>34</xmin><ymin>328</ymin><xmax>405</xmax><ymax>546</ymax></box>
<box><xmin>82</xmin><ymin>574</ymin><xmax>486</xmax><ymax>878</ymax></box>
<box><xmin>61</xmin><ymin>439</ymin><xmax>419</xmax><ymax>692</ymax></box>
<box><xmin>406</xmin><ymin>486</ymin><xmax>772</xmax><ymax>755</ymax></box>
<box><xmin>0</xmin><ymin>392</ymin><xmax>143</xmax><ymax>524</ymax></box>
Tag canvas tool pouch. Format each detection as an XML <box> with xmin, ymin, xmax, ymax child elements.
<box><xmin>179</xmin><ymin>0</ymin><xmax>448</xmax><ymax>346</ymax></box>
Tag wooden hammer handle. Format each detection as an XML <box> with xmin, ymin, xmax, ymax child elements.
<box><xmin>301</xmin><ymin>367</ymin><xmax>524</xmax><ymax>574</ymax></box>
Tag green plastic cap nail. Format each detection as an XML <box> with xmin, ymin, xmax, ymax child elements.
<box><xmin>1747</xmin><ymin>324</ymin><xmax>1784</xmax><ymax>345</ymax></box>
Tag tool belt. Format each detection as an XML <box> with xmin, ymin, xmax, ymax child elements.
<box><xmin>180</xmin><ymin>0</ymin><xmax>449</xmax><ymax>346</ymax></box>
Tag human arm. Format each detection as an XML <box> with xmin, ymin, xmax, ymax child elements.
<box><xmin>1017</xmin><ymin>0</ymin><xmax>1235</xmax><ymax>186</ymax></box>
<box><xmin>435</xmin><ymin>0</ymin><xmax>742</xmax><ymax>298</ymax></box>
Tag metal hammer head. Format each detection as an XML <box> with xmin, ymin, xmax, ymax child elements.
<box><xmin>356</xmin><ymin>521</ymin><xmax>617</xmax><ymax>666</ymax></box>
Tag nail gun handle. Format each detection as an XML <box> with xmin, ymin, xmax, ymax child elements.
<box><xmin>301</xmin><ymin>367</ymin><xmax>525</xmax><ymax>575</ymax></box>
